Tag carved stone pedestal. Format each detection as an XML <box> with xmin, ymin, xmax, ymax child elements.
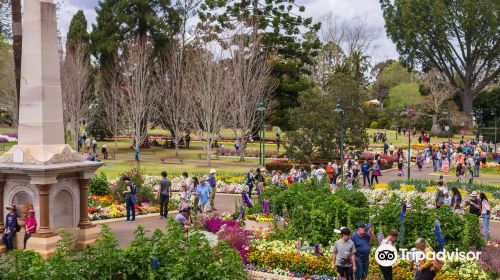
<box><xmin>26</xmin><ymin>234</ymin><xmax>61</xmax><ymax>258</ymax></box>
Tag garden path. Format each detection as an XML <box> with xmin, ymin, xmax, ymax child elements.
<box><xmin>105</xmin><ymin>192</ymin><xmax>500</xmax><ymax>248</ymax></box>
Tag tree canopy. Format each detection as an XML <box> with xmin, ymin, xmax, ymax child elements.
<box><xmin>380</xmin><ymin>0</ymin><xmax>500</xmax><ymax>127</ymax></box>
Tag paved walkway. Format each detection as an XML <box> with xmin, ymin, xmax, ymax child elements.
<box><xmin>107</xmin><ymin>194</ymin><xmax>238</xmax><ymax>248</ymax></box>
<box><xmin>106</xmin><ymin>193</ymin><xmax>500</xmax><ymax>248</ymax></box>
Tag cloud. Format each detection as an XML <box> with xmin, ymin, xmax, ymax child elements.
<box><xmin>56</xmin><ymin>0</ymin><xmax>399</xmax><ymax>61</ymax></box>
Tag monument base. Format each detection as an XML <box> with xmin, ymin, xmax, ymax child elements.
<box><xmin>0</xmin><ymin>144</ymin><xmax>86</xmax><ymax>165</ymax></box>
<box><xmin>26</xmin><ymin>234</ymin><xmax>61</xmax><ymax>258</ymax></box>
<box><xmin>0</xmin><ymin>243</ymin><xmax>6</xmax><ymax>254</ymax></box>
<box><xmin>77</xmin><ymin>225</ymin><xmax>101</xmax><ymax>249</ymax></box>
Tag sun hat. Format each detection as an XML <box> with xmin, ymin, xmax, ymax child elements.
<box><xmin>6</xmin><ymin>204</ymin><xmax>15</xmax><ymax>210</ymax></box>
<box><xmin>210</xmin><ymin>168</ymin><xmax>216</xmax><ymax>174</ymax></box>
<box><xmin>470</xmin><ymin>191</ymin><xmax>478</xmax><ymax>196</ymax></box>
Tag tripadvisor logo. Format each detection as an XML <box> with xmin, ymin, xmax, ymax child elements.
<box><xmin>375</xmin><ymin>245</ymin><xmax>481</xmax><ymax>267</ymax></box>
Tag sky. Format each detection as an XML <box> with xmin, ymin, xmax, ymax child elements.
<box><xmin>57</xmin><ymin>0</ymin><xmax>399</xmax><ymax>62</ymax></box>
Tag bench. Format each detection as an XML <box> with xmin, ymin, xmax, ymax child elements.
<box><xmin>109</xmin><ymin>153</ymin><xmax>116</xmax><ymax>159</ymax></box>
<box><xmin>0</xmin><ymin>145</ymin><xmax>5</xmax><ymax>151</ymax></box>
<box><xmin>197</xmin><ymin>153</ymin><xmax>220</xmax><ymax>160</ymax></box>
<box><xmin>160</xmin><ymin>157</ymin><xmax>184</xmax><ymax>164</ymax></box>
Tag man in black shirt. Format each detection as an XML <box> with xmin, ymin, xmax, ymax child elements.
<box><xmin>158</xmin><ymin>171</ymin><xmax>172</xmax><ymax>219</ymax></box>
<box><xmin>466</xmin><ymin>191</ymin><xmax>481</xmax><ymax>217</ymax></box>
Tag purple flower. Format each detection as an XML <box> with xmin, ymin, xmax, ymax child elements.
<box><xmin>256</xmin><ymin>185</ymin><xmax>261</xmax><ymax>198</ymax></box>
<box><xmin>203</xmin><ymin>216</ymin><xmax>240</xmax><ymax>233</ymax></box>
<box><xmin>242</xmin><ymin>192</ymin><xmax>253</xmax><ymax>208</ymax></box>
<box><xmin>262</xmin><ymin>200</ymin><xmax>270</xmax><ymax>214</ymax></box>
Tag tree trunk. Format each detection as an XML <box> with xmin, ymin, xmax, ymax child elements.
<box><xmin>430</xmin><ymin>114</ymin><xmax>442</xmax><ymax>136</ymax></box>
<box><xmin>174</xmin><ymin>136</ymin><xmax>179</xmax><ymax>157</ymax></box>
<box><xmin>11</xmin><ymin>0</ymin><xmax>22</xmax><ymax>125</ymax></box>
<box><xmin>206</xmin><ymin>142</ymin><xmax>211</xmax><ymax>166</ymax></box>
<box><xmin>462</xmin><ymin>90</ymin><xmax>474</xmax><ymax>129</ymax></box>
<box><xmin>239</xmin><ymin>139</ymin><xmax>246</xmax><ymax>161</ymax></box>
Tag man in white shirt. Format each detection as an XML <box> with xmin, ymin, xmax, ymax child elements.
<box><xmin>389</xmin><ymin>143</ymin><xmax>395</xmax><ymax>155</ymax></box>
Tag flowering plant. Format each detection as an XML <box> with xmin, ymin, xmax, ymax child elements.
<box><xmin>203</xmin><ymin>216</ymin><xmax>241</xmax><ymax>233</ymax></box>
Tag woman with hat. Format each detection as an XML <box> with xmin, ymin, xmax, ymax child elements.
<box><xmin>24</xmin><ymin>209</ymin><xmax>37</xmax><ymax>249</ymax></box>
<box><xmin>2</xmin><ymin>204</ymin><xmax>18</xmax><ymax>251</ymax></box>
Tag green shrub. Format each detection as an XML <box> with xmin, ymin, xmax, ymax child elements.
<box><xmin>333</xmin><ymin>188</ymin><xmax>368</xmax><ymax>208</ymax></box>
<box><xmin>89</xmin><ymin>172</ymin><xmax>110</xmax><ymax>196</ymax></box>
<box><xmin>370</xmin><ymin>121</ymin><xmax>379</xmax><ymax>129</ymax></box>
<box><xmin>0</xmin><ymin>224</ymin><xmax>246</xmax><ymax>279</ymax></box>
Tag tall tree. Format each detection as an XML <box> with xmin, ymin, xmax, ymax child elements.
<box><xmin>154</xmin><ymin>43</ymin><xmax>194</xmax><ymax>157</ymax></box>
<box><xmin>225</xmin><ymin>30</ymin><xmax>276</xmax><ymax>161</ymax></box>
<box><xmin>380</xmin><ymin>0</ymin><xmax>500</xmax><ymax>127</ymax></box>
<box><xmin>91</xmin><ymin>0</ymin><xmax>182</xmax><ymax>67</ymax></box>
<box><xmin>189</xmin><ymin>47</ymin><xmax>228</xmax><ymax>166</ymax></box>
<box><xmin>0</xmin><ymin>38</ymin><xmax>17</xmax><ymax>126</ymax></box>
<box><xmin>10</xmin><ymin>0</ymin><xmax>21</xmax><ymax>124</ymax></box>
<box><xmin>61</xmin><ymin>44</ymin><xmax>93</xmax><ymax>150</ymax></box>
<box><xmin>67</xmin><ymin>10</ymin><xmax>90</xmax><ymax>49</ymax></box>
<box><xmin>199</xmin><ymin>0</ymin><xmax>321</xmax><ymax>130</ymax></box>
<box><xmin>118</xmin><ymin>38</ymin><xmax>155</xmax><ymax>163</ymax></box>
<box><xmin>286</xmin><ymin>73</ymin><xmax>369</xmax><ymax>162</ymax></box>
<box><xmin>420</xmin><ymin>69</ymin><xmax>455</xmax><ymax>135</ymax></box>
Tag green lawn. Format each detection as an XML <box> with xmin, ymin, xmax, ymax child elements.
<box><xmin>366</xmin><ymin>128</ymin><xmax>466</xmax><ymax>146</ymax></box>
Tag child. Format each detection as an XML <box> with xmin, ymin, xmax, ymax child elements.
<box><xmin>2</xmin><ymin>204</ymin><xmax>18</xmax><ymax>251</ymax></box>
<box><xmin>24</xmin><ymin>209</ymin><xmax>37</xmax><ymax>249</ymax></box>
<box><xmin>331</xmin><ymin>227</ymin><xmax>356</xmax><ymax>280</ymax></box>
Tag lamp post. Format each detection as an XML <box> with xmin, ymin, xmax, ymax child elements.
<box><xmin>492</xmin><ymin>109</ymin><xmax>497</xmax><ymax>152</ymax></box>
<box><xmin>445</xmin><ymin>102</ymin><xmax>452</xmax><ymax>167</ymax></box>
<box><xmin>257</xmin><ymin>100</ymin><xmax>266</xmax><ymax>166</ymax></box>
<box><xmin>334</xmin><ymin>103</ymin><xmax>344</xmax><ymax>184</ymax></box>
<box><xmin>405</xmin><ymin>106</ymin><xmax>415</xmax><ymax>181</ymax></box>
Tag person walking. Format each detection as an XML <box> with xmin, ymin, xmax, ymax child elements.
<box><xmin>379</xmin><ymin>230</ymin><xmax>398</xmax><ymax>280</ymax></box>
<box><xmin>208</xmin><ymin>169</ymin><xmax>217</xmax><ymax>211</ymax></box>
<box><xmin>276</xmin><ymin>132</ymin><xmax>281</xmax><ymax>151</ymax></box>
<box><xmin>255</xmin><ymin>168</ymin><xmax>265</xmax><ymax>195</ymax></box>
<box><xmin>389</xmin><ymin>143</ymin><xmax>395</xmax><ymax>156</ymax></box>
<box><xmin>92</xmin><ymin>139</ymin><xmax>97</xmax><ymax>154</ymax></box>
<box><xmin>474</xmin><ymin>153</ymin><xmax>481</xmax><ymax>177</ymax></box>
<box><xmin>416</xmin><ymin>152</ymin><xmax>424</xmax><ymax>171</ymax></box>
<box><xmin>413</xmin><ymin>238</ymin><xmax>437</xmax><ymax>280</ymax></box>
<box><xmin>331</xmin><ymin>227</ymin><xmax>357</xmax><ymax>280</ymax></box>
<box><xmin>158</xmin><ymin>171</ymin><xmax>172</xmax><ymax>219</ymax></box>
<box><xmin>2</xmin><ymin>204</ymin><xmax>18</xmax><ymax>251</ymax></box>
<box><xmin>196</xmin><ymin>177</ymin><xmax>212</xmax><ymax>213</ymax></box>
<box><xmin>362</xmin><ymin>161</ymin><xmax>370</xmax><ymax>187</ymax></box>
<box><xmin>122</xmin><ymin>177</ymin><xmax>137</xmax><ymax>222</ymax></box>
<box><xmin>192</xmin><ymin>177</ymin><xmax>200</xmax><ymax>214</ymax></box>
<box><xmin>480</xmin><ymin>192</ymin><xmax>490</xmax><ymax>239</ymax></box>
<box><xmin>370</xmin><ymin>162</ymin><xmax>381</xmax><ymax>185</ymax></box>
<box><xmin>351</xmin><ymin>223</ymin><xmax>374</xmax><ymax>280</ymax></box>
<box><xmin>246</xmin><ymin>168</ymin><xmax>255</xmax><ymax>198</ymax></box>
<box><xmin>23</xmin><ymin>209</ymin><xmax>37</xmax><ymax>249</ymax></box>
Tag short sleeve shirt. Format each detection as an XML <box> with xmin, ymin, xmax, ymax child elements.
<box><xmin>331</xmin><ymin>239</ymin><xmax>356</xmax><ymax>267</ymax></box>
<box><xmin>351</xmin><ymin>232</ymin><xmax>371</xmax><ymax>260</ymax></box>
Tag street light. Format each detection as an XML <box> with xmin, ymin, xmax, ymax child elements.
<box><xmin>444</xmin><ymin>102</ymin><xmax>452</xmax><ymax>167</ymax></box>
<box><xmin>334</xmin><ymin>102</ymin><xmax>344</xmax><ymax>184</ymax></box>
<box><xmin>492</xmin><ymin>109</ymin><xmax>497</xmax><ymax>152</ymax></box>
<box><xmin>257</xmin><ymin>100</ymin><xmax>266</xmax><ymax>166</ymax></box>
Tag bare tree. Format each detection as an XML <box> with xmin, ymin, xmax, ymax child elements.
<box><xmin>321</xmin><ymin>14</ymin><xmax>378</xmax><ymax>57</ymax></box>
<box><xmin>421</xmin><ymin>69</ymin><xmax>455</xmax><ymax>135</ymax></box>
<box><xmin>154</xmin><ymin>43</ymin><xmax>194</xmax><ymax>157</ymax></box>
<box><xmin>98</xmin><ymin>68</ymin><xmax>123</xmax><ymax>155</ymax></box>
<box><xmin>61</xmin><ymin>44</ymin><xmax>92</xmax><ymax>149</ymax></box>
<box><xmin>118</xmin><ymin>38</ymin><xmax>154</xmax><ymax>163</ymax></box>
<box><xmin>189</xmin><ymin>47</ymin><xmax>228</xmax><ymax>166</ymax></box>
<box><xmin>225</xmin><ymin>31</ymin><xmax>276</xmax><ymax>161</ymax></box>
<box><xmin>0</xmin><ymin>42</ymin><xmax>17</xmax><ymax>125</ymax></box>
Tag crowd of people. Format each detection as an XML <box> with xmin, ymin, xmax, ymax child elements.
<box><xmin>331</xmin><ymin>223</ymin><xmax>445</xmax><ymax>280</ymax></box>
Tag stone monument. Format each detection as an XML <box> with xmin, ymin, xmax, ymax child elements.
<box><xmin>0</xmin><ymin>0</ymin><xmax>102</xmax><ymax>257</ymax></box>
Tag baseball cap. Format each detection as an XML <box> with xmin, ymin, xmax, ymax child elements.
<box><xmin>357</xmin><ymin>223</ymin><xmax>369</xmax><ymax>230</ymax></box>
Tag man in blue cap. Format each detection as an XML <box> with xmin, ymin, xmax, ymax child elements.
<box><xmin>351</xmin><ymin>223</ymin><xmax>374</xmax><ymax>280</ymax></box>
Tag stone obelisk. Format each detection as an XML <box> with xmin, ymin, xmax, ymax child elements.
<box><xmin>0</xmin><ymin>0</ymin><xmax>102</xmax><ymax>257</ymax></box>
<box><xmin>0</xmin><ymin>0</ymin><xmax>84</xmax><ymax>164</ymax></box>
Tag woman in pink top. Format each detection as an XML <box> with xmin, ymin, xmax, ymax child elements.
<box><xmin>24</xmin><ymin>209</ymin><xmax>37</xmax><ymax>249</ymax></box>
<box><xmin>480</xmin><ymin>193</ymin><xmax>490</xmax><ymax>240</ymax></box>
